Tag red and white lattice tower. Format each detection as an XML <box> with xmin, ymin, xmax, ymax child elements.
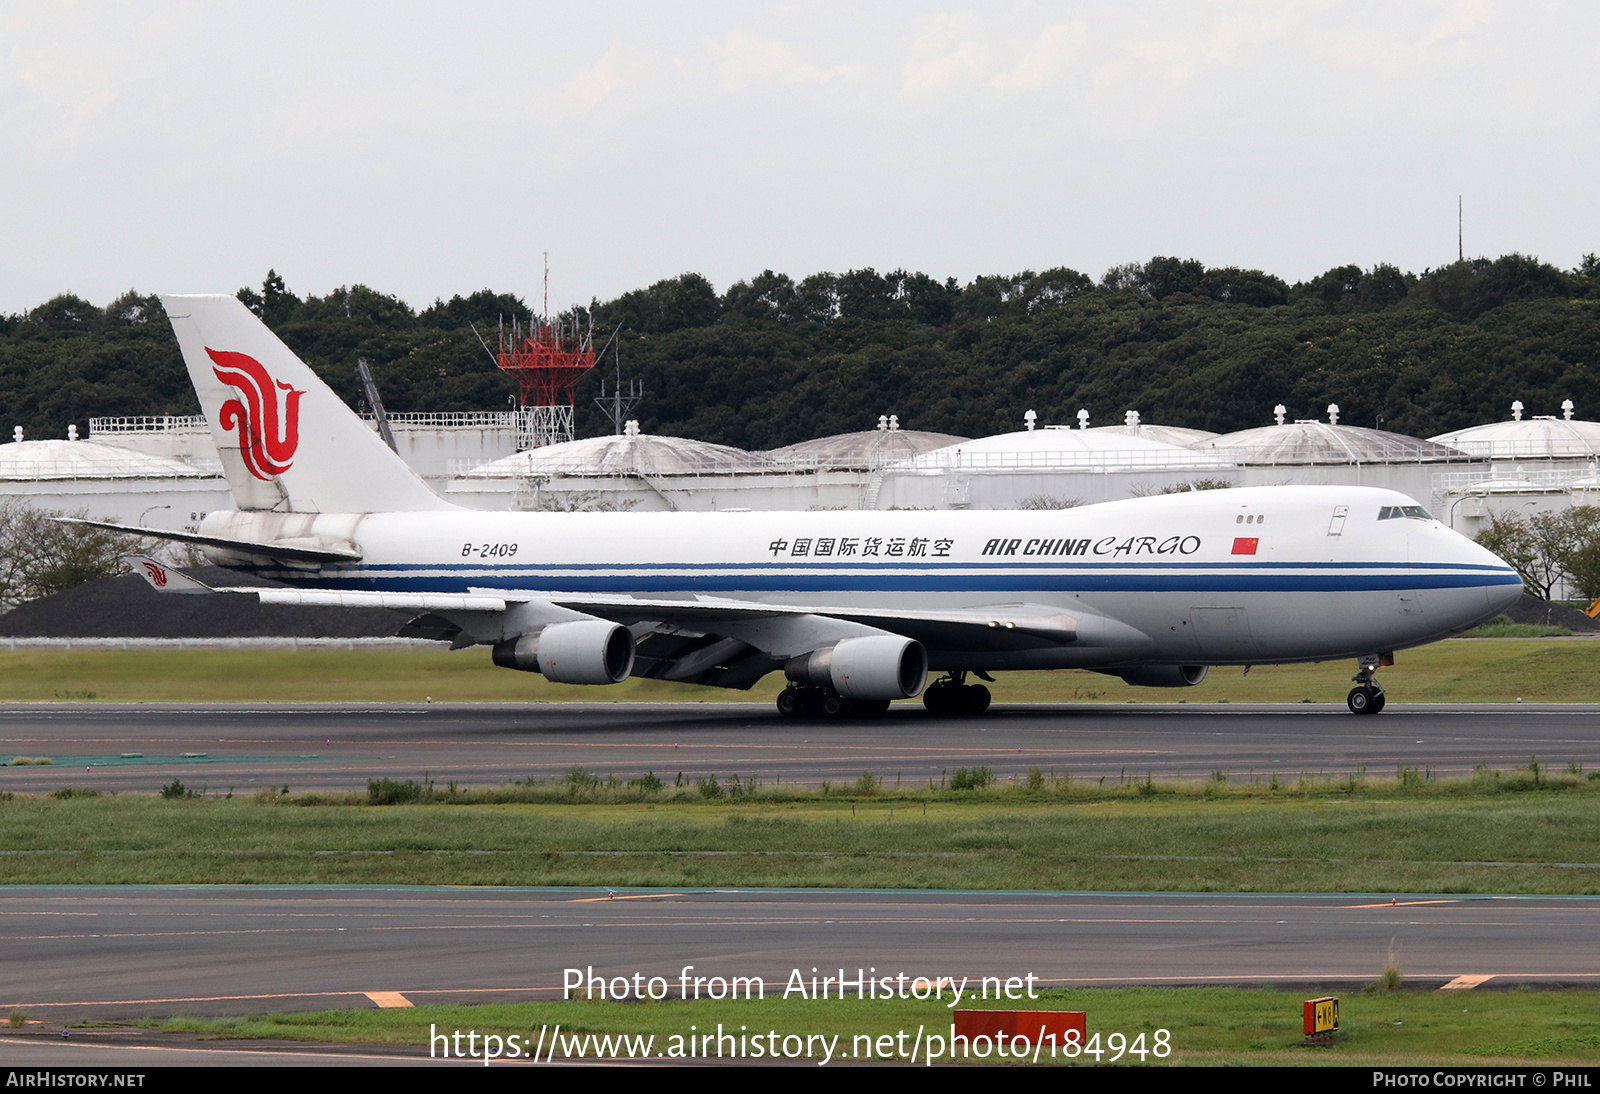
<box><xmin>497</xmin><ymin>261</ymin><xmax>596</xmax><ymax>449</ymax></box>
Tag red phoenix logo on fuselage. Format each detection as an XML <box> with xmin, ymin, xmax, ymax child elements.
<box><xmin>206</xmin><ymin>348</ymin><xmax>304</xmax><ymax>481</ymax></box>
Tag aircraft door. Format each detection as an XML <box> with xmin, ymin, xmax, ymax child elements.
<box><xmin>1327</xmin><ymin>505</ymin><xmax>1349</xmax><ymax>536</ymax></box>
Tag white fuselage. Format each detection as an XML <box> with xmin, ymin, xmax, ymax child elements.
<box><xmin>200</xmin><ymin>484</ymin><xmax>1523</xmax><ymax>670</ymax></box>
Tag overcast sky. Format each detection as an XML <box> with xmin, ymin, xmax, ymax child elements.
<box><xmin>3</xmin><ymin>1</ymin><xmax>1596</xmax><ymax>315</ymax></box>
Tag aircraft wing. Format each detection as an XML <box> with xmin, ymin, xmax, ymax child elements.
<box><xmin>125</xmin><ymin>557</ymin><xmax>1094</xmax><ymax>689</ymax></box>
<box><xmin>512</xmin><ymin>591</ymin><xmax>1081</xmax><ymax>650</ymax></box>
<box><xmin>526</xmin><ymin>593</ymin><xmax>1087</xmax><ymax>690</ymax></box>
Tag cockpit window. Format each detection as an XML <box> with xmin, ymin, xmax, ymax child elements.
<box><xmin>1378</xmin><ymin>505</ymin><xmax>1434</xmax><ymax>521</ymax></box>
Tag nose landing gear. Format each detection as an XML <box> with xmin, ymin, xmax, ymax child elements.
<box><xmin>1347</xmin><ymin>653</ymin><xmax>1390</xmax><ymax>715</ymax></box>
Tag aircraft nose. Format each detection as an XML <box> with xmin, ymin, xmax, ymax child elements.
<box><xmin>1466</xmin><ymin>537</ymin><xmax>1524</xmax><ymax>616</ymax></box>
<box><xmin>1486</xmin><ymin>570</ymin><xmax>1525</xmax><ymax>615</ymax></box>
<box><xmin>1443</xmin><ymin>526</ymin><xmax>1525</xmax><ymax>622</ymax></box>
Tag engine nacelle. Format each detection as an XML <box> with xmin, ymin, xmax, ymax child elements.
<box><xmin>491</xmin><ymin>620</ymin><xmax>636</xmax><ymax>685</ymax></box>
<box><xmin>784</xmin><ymin>636</ymin><xmax>928</xmax><ymax>700</ymax></box>
<box><xmin>1114</xmin><ymin>664</ymin><xmax>1209</xmax><ymax>688</ymax></box>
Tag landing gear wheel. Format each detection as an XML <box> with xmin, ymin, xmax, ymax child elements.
<box><xmin>923</xmin><ymin>674</ymin><xmax>992</xmax><ymax>716</ymax></box>
<box><xmin>779</xmin><ymin>685</ymin><xmax>890</xmax><ymax>719</ymax></box>
<box><xmin>1347</xmin><ymin>685</ymin><xmax>1384</xmax><ymax>715</ymax></box>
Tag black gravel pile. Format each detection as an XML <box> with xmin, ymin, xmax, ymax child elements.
<box><xmin>0</xmin><ymin>568</ymin><xmax>409</xmax><ymax>639</ymax></box>
<box><xmin>1502</xmin><ymin>593</ymin><xmax>1600</xmax><ymax>633</ymax></box>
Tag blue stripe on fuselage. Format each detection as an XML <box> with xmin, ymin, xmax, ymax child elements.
<box><xmin>348</xmin><ymin>559</ymin><xmax>1514</xmax><ymax>574</ymax></box>
<box><xmin>229</xmin><ymin>563</ymin><xmax>1524</xmax><ymax>595</ymax></box>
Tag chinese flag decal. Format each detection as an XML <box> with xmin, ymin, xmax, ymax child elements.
<box><xmin>1232</xmin><ymin>537</ymin><xmax>1259</xmax><ymax>555</ymax></box>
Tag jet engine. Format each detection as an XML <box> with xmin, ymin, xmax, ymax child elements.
<box><xmin>491</xmin><ymin>620</ymin><xmax>636</xmax><ymax>685</ymax></box>
<box><xmin>1113</xmin><ymin>665</ymin><xmax>1209</xmax><ymax>688</ymax></box>
<box><xmin>784</xmin><ymin>635</ymin><xmax>928</xmax><ymax>700</ymax></box>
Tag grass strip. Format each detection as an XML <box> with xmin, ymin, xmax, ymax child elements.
<box><xmin>2</xmin><ymin>637</ymin><xmax>1600</xmax><ymax>703</ymax></box>
<box><xmin>4</xmin><ymin>775</ymin><xmax>1598</xmax><ymax>891</ymax></box>
<box><xmin>1459</xmin><ymin>617</ymin><xmax>1576</xmax><ymax>638</ymax></box>
<box><xmin>117</xmin><ymin>987</ymin><xmax>1600</xmax><ymax>1065</ymax></box>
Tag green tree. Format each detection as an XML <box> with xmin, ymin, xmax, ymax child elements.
<box><xmin>1139</xmin><ymin>256</ymin><xmax>1206</xmax><ymax>299</ymax></box>
<box><xmin>722</xmin><ymin>270</ymin><xmax>797</xmax><ymax>322</ymax></box>
<box><xmin>260</xmin><ymin>269</ymin><xmax>301</xmax><ymax>324</ymax></box>
<box><xmin>1475</xmin><ymin>511</ymin><xmax>1540</xmax><ymax>596</ymax></box>
<box><xmin>0</xmin><ymin>501</ymin><xmax>146</xmax><ymax>608</ymax></box>
<box><xmin>836</xmin><ymin>268</ymin><xmax>893</xmax><ymax>321</ymax></box>
<box><xmin>1475</xmin><ymin>506</ymin><xmax>1600</xmax><ymax>600</ymax></box>
<box><xmin>1198</xmin><ymin>266</ymin><xmax>1288</xmax><ymax>306</ymax></box>
<box><xmin>594</xmin><ymin>273</ymin><xmax>720</xmax><ymax>334</ymax></box>
<box><xmin>417</xmin><ymin>289</ymin><xmax>531</xmax><ymax>330</ymax></box>
<box><xmin>1412</xmin><ymin>255</ymin><xmax>1572</xmax><ymax>320</ymax></box>
<box><xmin>1556</xmin><ymin>506</ymin><xmax>1600</xmax><ymax>601</ymax></box>
<box><xmin>3</xmin><ymin>250</ymin><xmax>1597</xmax><ymax>447</ymax></box>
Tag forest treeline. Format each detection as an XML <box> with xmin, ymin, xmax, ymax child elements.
<box><xmin>1</xmin><ymin>253</ymin><xmax>1597</xmax><ymax>450</ymax></box>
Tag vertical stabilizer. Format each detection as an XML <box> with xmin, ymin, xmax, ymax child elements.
<box><xmin>161</xmin><ymin>294</ymin><xmax>453</xmax><ymax>513</ymax></box>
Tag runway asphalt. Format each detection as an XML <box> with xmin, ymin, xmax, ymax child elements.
<box><xmin>3</xmin><ymin>885</ymin><xmax>1597</xmax><ymax>1024</ymax></box>
<box><xmin>1</xmin><ymin>701</ymin><xmax>1597</xmax><ymax>794</ymax></box>
<box><xmin>2</xmin><ymin>702</ymin><xmax>1596</xmax><ymax>1065</ymax></box>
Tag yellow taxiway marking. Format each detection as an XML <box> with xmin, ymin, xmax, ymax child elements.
<box><xmin>1343</xmin><ymin>899</ymin><xmax>1463</xmax><ymax>909</ymax></box>
<box><xmin>364</xmin><ymin>991</ymin><xmax>414</xmax><ymax>1008</ymax></box>
<box><xmin>1438</xmin><ymin>975</ymin><xmax>1495</xmax><ymax>991</ymax></box>
<box><xmin>565</xmin><ymin>893</ymin><xmax>685</xmax><ymax>903</ymax></box>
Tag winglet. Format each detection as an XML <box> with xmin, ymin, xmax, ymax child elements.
<box><xmin>125</xmin><ymin>556</ymin><xmax>215</xmax><ymax>595</ymax></box>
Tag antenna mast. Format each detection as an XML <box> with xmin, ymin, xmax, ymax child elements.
<box><xmin>593</xmin><ymin>329</ymin><xmax>642</xmax><ymax>436</ymax></box>
<box><xmin>496</xmin><ymin>256</ymin><xmax>597</xmax><ymax>450</ymax></box>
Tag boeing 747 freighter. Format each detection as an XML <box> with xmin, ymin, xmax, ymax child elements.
<box><xmin>88</xmin><ymin>295</ymin><xmax>1523</xmax><ymax>716</ymax></box>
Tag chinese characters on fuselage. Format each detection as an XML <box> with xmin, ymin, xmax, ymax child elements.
<box><xmin>762</xmin><ymin>534</ymin><xmax>1203</xmax><ymax>559</ymax></box>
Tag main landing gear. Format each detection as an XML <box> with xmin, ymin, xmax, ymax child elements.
<box><xmin>1347</xmin><ymin>654</ymin><xmax>1388</xmax><ymax>715</ymax></box>
<box><xmin>775</xmin><ymin>686</ymin><xmax>890</xmax><ymax>719</ymax></box>
<box><xmin>922</xmin><ymin>671</ymin><xmax>992</xmax><ymax>716</ymax></box>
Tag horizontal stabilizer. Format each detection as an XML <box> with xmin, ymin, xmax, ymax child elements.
<box><xmin>125</xmin><ymin>555</ymin><xmax>216</xmax><ymax>595</ymax></box>
<box><xmin>58</xmin><ymin>517</ymin><xmax>362</xmax><ymax>564</ymax></box>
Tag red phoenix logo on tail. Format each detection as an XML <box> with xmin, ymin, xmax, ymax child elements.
<box><xmin>206</xmin><ymin>348</ymin><xmax>304</xmax><ymax>481</ymax></box>
<box><xmin>141</xmin><ymin>561</ymin><xmax>168</xmax><ymax>587</ymax></box>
